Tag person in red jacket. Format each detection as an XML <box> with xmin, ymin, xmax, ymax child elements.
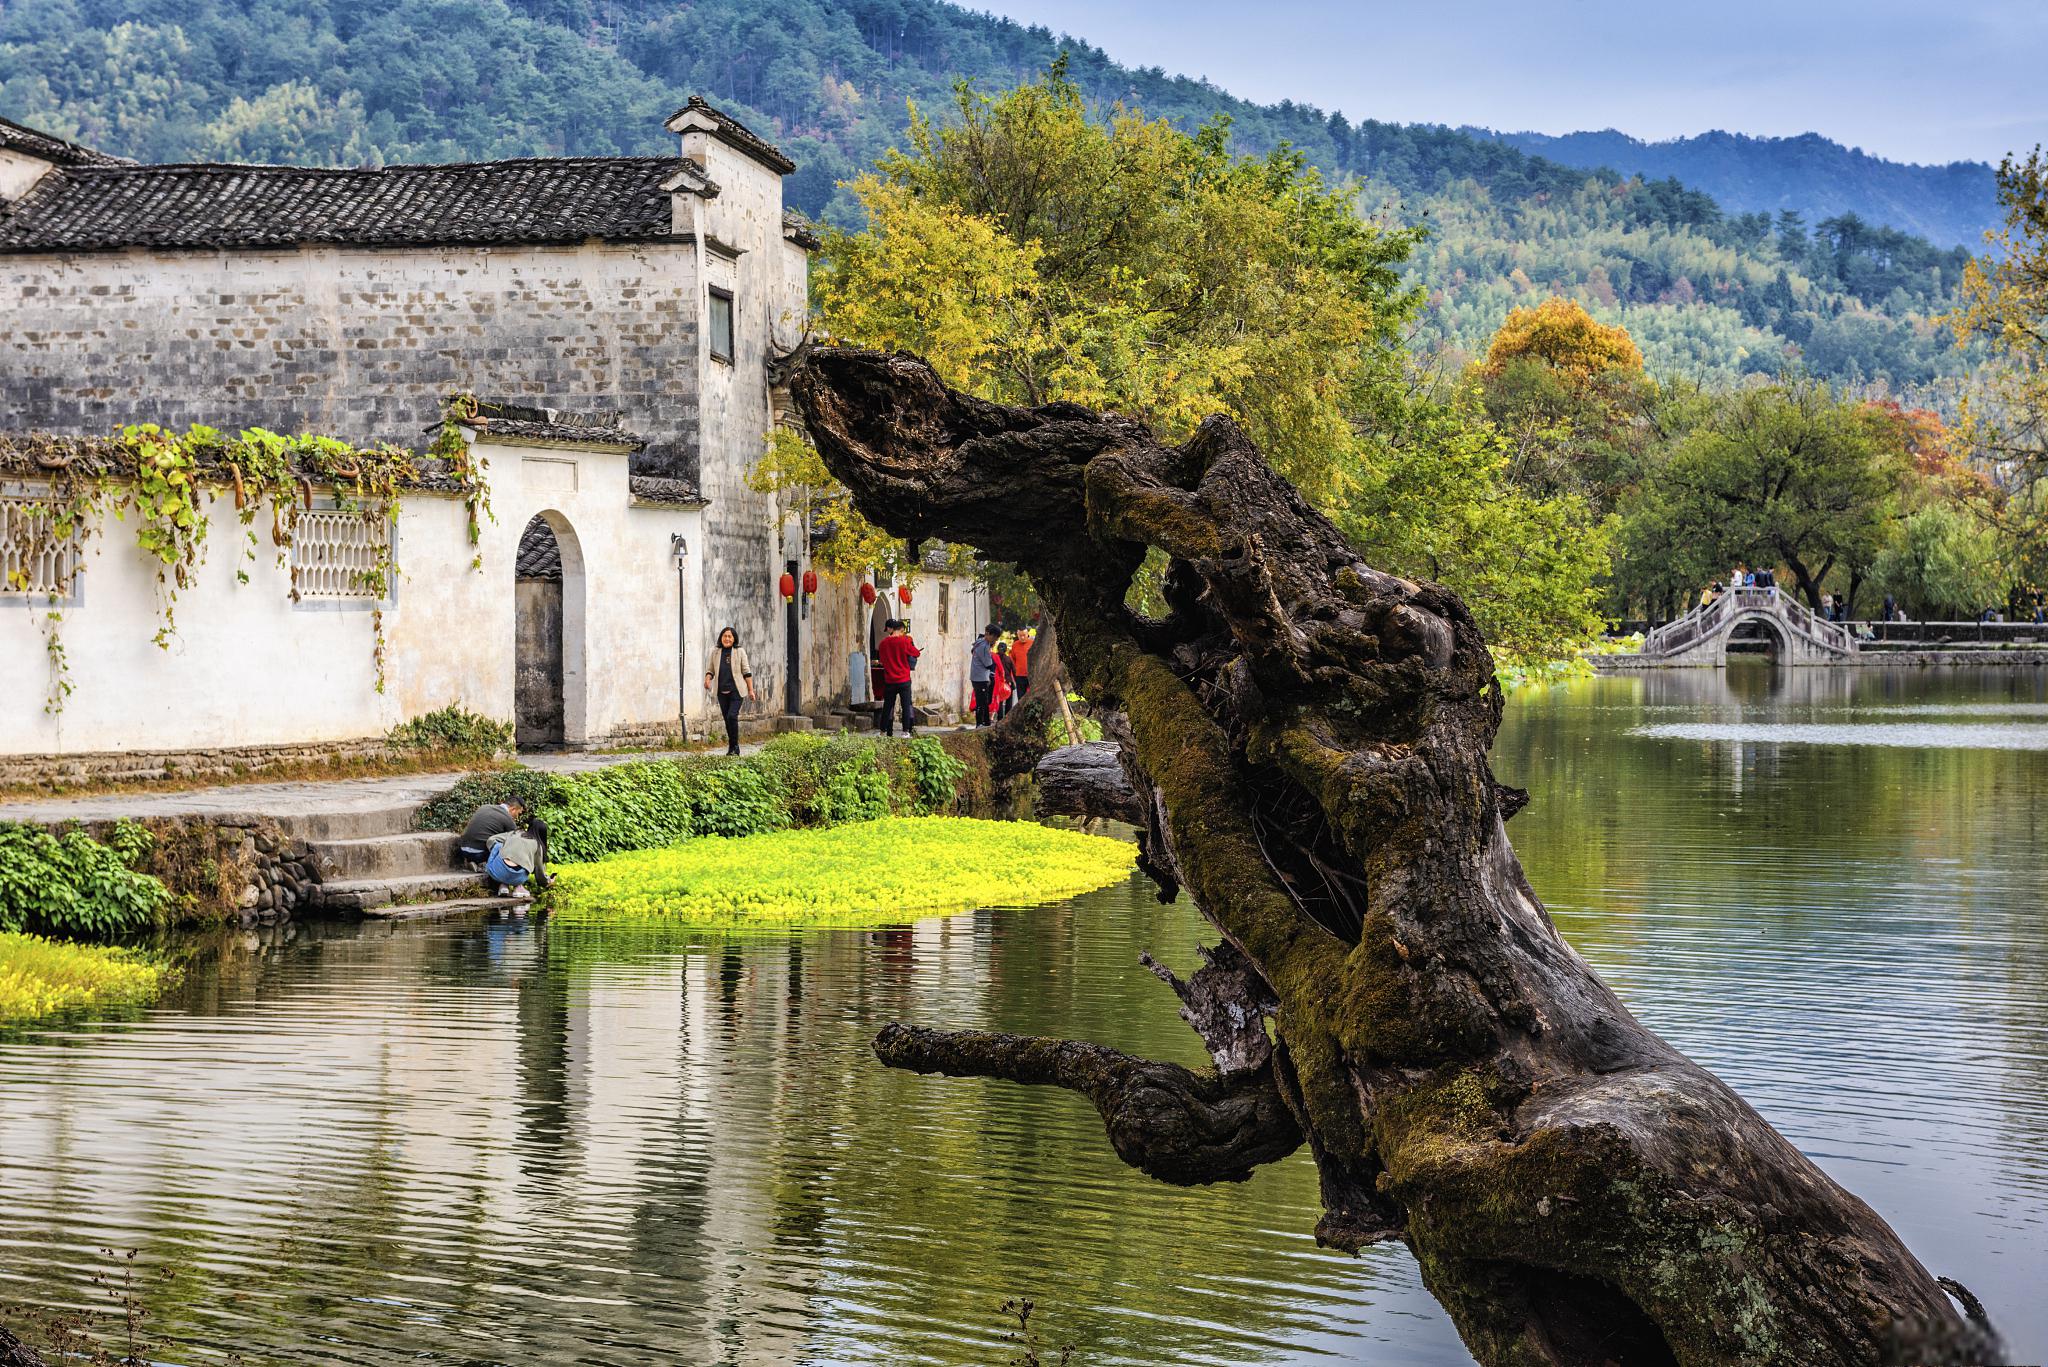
<box><xmin>875</xmin><ymin>618</ymin><xmax>921</xmax><ymax>737</ymax></box>
<box><xmin>991</xmin><ymin>641</ymin><xmax>1014</xmax><ymax>718</ymax></box>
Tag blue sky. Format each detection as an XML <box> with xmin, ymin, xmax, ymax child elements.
<box><xmin>975</xmin><ymin>0</ymin><xmax>2047</xmax><ymax>166</ymax></box>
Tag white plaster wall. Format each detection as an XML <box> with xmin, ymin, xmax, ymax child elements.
<box><xmin>0</xmin><ymin>435</ymin><xmax>699</xmax><ymax>757</ymax></box>
<box><xmin>0</xmin><ymin>148</ymin><xmax>52</xmax><ymax>202</ymax></box>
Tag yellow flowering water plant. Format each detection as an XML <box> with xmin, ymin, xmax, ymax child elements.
<box><xmin>549</xmin><ymin>817</ymin><xmax>1135</xmax><ymax>928</ymax></box>
<box><xmin>0</xmin><ymin>931</ymin><xmax>170</xmax><ymax>1024</ymax></box>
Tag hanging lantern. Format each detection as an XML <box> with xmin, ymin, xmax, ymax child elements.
<box><xmin>802</xmin><ymin>568</ymin><xmax>819</xmax><ymax>597</ymax></box>
<box><xmin>897</xmin><ymin>583</ymin><xmax>913</xmax><ymax>606</ymax></box>
<box><xmin>860</xmin><ymin>582</ymin><xmax>877</xmax><ymax>606</ymax></box>
<box><xmin>779</xmin><ymin>571</ymin><xmax>797</xmax><ymax>603</ymax></box>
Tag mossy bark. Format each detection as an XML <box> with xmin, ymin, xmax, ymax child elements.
<box><xmin>790</xmin><ymin>347</ymin><xmax>1997</xmax><ymax>1367</ymax></box>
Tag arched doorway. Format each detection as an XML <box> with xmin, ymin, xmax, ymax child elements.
<box><xmin>514</xmin><ymin>512</ymin><xmax>588</xmax><ymax>749</ymax></box>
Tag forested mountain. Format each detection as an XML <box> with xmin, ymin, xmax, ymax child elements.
<box><xmin>1468</xmin><ymin>127</ymin><xmax>2000</xmax><ymax>249</ymax></box>
<box><xmin>0</xmin><ymin>0</ymin><xmax>1984</xmax><ymax>392</ymax></box>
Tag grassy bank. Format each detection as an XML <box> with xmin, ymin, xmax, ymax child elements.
<box><xmin>549</xmin><ymin>817</ymin><xmax>1134</xmax><ymax>927</ymax></box>
<box><xmin>0</xmin><ymin>931</ymin><xmax>169</xmax><ymax>1024</ymax></box>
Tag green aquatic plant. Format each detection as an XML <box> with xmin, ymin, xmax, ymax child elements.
<box><xmin>548</xmin><ymin>817</ymin><xmax>1133</xmax><ymax>927</ymax></box>
<box><xmin>0</xmin><ymin>930</ymin><xmax>170</xmax><ymax>1023</ymax></box>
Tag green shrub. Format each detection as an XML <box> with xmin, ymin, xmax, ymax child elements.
<box><xmin>417</xmin><ymin>769</ymin><xmax>570</xmax><ymax>832</ymax></box>
<box><xmin>682</xmin><ymin>760</ymin><xmax>793</xmax><ymax>839</ymax></box>
<box><xmin>424</xmin><ymin>731</ymin><xmax>979</xmax><ymax>864</ymax></box>
<box><xmin>387</xmin><ymin>704</ymin><xmax>515</xmax><ymax>756</ymax></box>
<box><xmin>0</xmin><ymin>821</ymin><xmax>170</xmax><ymax>938</ymax></box>
<box><xmin>904</xmin><ymin>735</ymin><xmax>970</xmax><ymax>814</ymax></box>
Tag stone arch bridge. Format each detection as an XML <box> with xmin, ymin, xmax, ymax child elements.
<box><xmin>1639</xmin><ymin>586</ymin><xmax>1857</xmax><ymax>666</ymax></box>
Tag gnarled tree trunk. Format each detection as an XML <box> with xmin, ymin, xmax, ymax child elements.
<box><xmin>787</xmin><ymin>347</ymin><xmax>1996</xmax><ymax>1367</ymax></box>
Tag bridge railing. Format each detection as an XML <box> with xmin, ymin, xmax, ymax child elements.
<box><xmin>1641</xmin><ymin>586</ymin><xmax>1854</xmax><ymax>658</ymax></box>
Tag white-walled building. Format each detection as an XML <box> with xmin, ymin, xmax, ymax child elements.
<box><xmin>0</xmin><ymin>104</ymin><xmax>985</xmax><ymax>775</ymax></box>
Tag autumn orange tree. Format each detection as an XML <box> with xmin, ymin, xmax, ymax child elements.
<box><xmin>1474</xmin><ymin>297</ymin><xmax>1656</xmax><ymax>508</ymax></box>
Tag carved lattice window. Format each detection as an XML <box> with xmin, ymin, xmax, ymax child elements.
<box><xmin>290</xmin><ymin>510</ymin><xmax>389</xmax><ymax>600</ymax></box>
<box><xmin>0</xmin><ymin>494</ymin><xmax>81</xmax><ymax>598</ymax></box>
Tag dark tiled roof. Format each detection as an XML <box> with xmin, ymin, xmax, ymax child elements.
<box><xmin>666</xmin><ymin>96</ymin><xmax>796</xmax><ymax>175</ymax></box>
<box><xmin>0</xmin><ymin>115</ymin><xmax>129</xmax><ymax>168</ymax></box>
<box><xmin>516</xmin><ymin>517</ymin><xmax>563</xmax><ymax>581</ymax></box>
<box><xmin>0</xmin><ymin>155</ymin><xmax>716</xmax><ymax>255</ymax></box>
<box><xmin>628</xmin><ymin>474</ymin><xmax>705</xmax><ymax>507</ymax></box>
<box><xmin>782</xmin><ymin>209</ymin><xmax>821</xmax><ymax>252</ymax></box>
<box><xmin>436</xmin><ymin>398</ymin><xmax>646</xmax><ymax>449</ymax></box>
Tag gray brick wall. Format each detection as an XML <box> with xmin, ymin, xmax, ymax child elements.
<box><xmin>0</xmin><ymin>243</ymin><xmax>702</xmax><ymax>483</ymax></box>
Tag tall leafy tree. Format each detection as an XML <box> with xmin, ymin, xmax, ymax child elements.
<box><xmin>807</xmin><ymin>67</ymin><xmax>1607</xmax><ymax>664</ymax></box>
<box><xmin>1621</xmin><ymin>382</ymin><xmax>1910</xmax><ymax>613</ymax></box>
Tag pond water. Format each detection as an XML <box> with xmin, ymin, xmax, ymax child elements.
<box><xmin>2</xmin><ymin>662</ymin><xmax>2045</xmax><ymax>1365</ymax></box>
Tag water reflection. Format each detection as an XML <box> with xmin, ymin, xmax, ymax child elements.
<box><xmin>0</xmin><ymin>663</ymin><xmax>2043</xmax><ymax>1365</ymax></box>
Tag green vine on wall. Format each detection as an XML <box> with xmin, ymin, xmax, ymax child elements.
<box><xmin>6</xmin><ymin>421</ymin><xmax>493</xmax><ymax>712</ymax></box>
<box><xmin>429</xmin><ymin>392</ymin><xmax>496</xmax><ymax>570</ymax></box>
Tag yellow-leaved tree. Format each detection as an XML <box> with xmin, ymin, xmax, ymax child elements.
<box><xmin>763</xmin><ymin>64</ymin><xmax>1613</xmax><ymax>668</ymax></box>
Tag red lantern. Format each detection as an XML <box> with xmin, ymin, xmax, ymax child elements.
<box><xmin>802</xmin><ymin>568</ymin><xmax>819</xmax><ymax>597</ymax></box>
<box><xmin>778</xmin><ymin>572</ymin><xmax>796</xmax><ymax>603</ymax></box>
<box><xmin>897</xmin><ymin>583</ymin><xmax>912</xmax><ymax>606</ymax></box>
<box><xmin>860</xmin><ymin>582</ymin><xmax>877</xmax><ymax>606</ymax></box>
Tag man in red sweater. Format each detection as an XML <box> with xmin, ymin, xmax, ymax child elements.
<box><xmin>875</xmin><ymin>618</ymin><xmax>921</xmax><ymax>737</ymax></box>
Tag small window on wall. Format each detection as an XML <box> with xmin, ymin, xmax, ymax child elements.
<box><xmin>290</xmin><ymin>510</ymin><xmax>390</xmax><ymax>601</ymax></box>
<box><xmin>708</xmin><ymin>287</ymin><xmax>735</xmax><ymax>364</ymax></box>
<box><xmin>939</xmin><ymin>582</ymin><xmax>951</xmax><ymax>634</ymax></box>
<box><xmin>1</xmin><ymin>494</ymin><xmax>81</xmax><ymax>600</ymax></box>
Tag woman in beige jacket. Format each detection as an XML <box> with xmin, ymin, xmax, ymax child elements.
<box><xmin>704</xmin><ymin>626</ymin><xmax>757</xmax><ymax>755</ymax></box>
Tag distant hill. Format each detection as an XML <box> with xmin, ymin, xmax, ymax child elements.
<box><xmin>1466</xmin><ymin>128</ymin><xmax>2000</xmax><ymax>250</ymax></box>
<box><xmin>0</xmin><ymin>0</ymin><xmax>1985</xmax><ymax>391</ymax></box>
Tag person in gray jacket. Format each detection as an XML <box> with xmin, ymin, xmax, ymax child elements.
<box><xmin>703</xmin><ymin>626</ymin><xmax>757</xmax><ymax>755</ymax></box>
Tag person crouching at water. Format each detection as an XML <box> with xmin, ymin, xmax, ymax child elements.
<box><xmin>703</xmin><ymin>626</ymin><xmax>757</xmax><ymax>756</ymax></box>
<box><xmin>459</xmin><ymin>797</ymin><xmax>523</xmax><ymax>868</ymax></box>
<box><xmin>875</xmin><ymin>618</ymin><xmax>921</xmax><ymax>737</ymax></box>
<box><xmin>486</xmin><ymin>818</ymin><xmax>548</xmax><ymax>902</ymax></box>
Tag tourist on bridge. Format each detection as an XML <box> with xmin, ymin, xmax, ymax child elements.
<box><xmin>875</xmin><ymin>618</ymin><xmax>921</xmax><ymax>738</ymax></box>
<box><xmin>1755</xmin><ymin>566</ymin><xmax>1775</xmax><ymax>590</ymax></box>
<box><xmin>704</xmin><ymin>626</ymin><xmax>757</xmax><ymax>756</ymax></box>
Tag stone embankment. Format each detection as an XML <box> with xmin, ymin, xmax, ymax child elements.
<box><xmin>0</xmin><ymin>770</ymin><xmax>511</xmax><ymax>926</ymax></box>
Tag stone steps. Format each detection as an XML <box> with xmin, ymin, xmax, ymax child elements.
<box><xmin>360</xmin><ymin>895</ymin><xmax>510</xmax><ymax>921</ymax></box>
<box><xmin>306</xmin><ymin>830</ymin><xmax>461</xmax><ymax>882</ymax></box>
<box><xmin>318</xmin><ymin>869</ymin><xmax>492</xmax><ymax>914</ymax></box>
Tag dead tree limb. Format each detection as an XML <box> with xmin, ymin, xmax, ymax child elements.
<box><xmin>1033</xmin><ymin>741</ymin><xmax>1144</xmax><ymax>823</ymax></box>
<box><xmin>789</xmin><ymin>347</ymin><xmax>1997</xmax><ymax>1367</ymax></box>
